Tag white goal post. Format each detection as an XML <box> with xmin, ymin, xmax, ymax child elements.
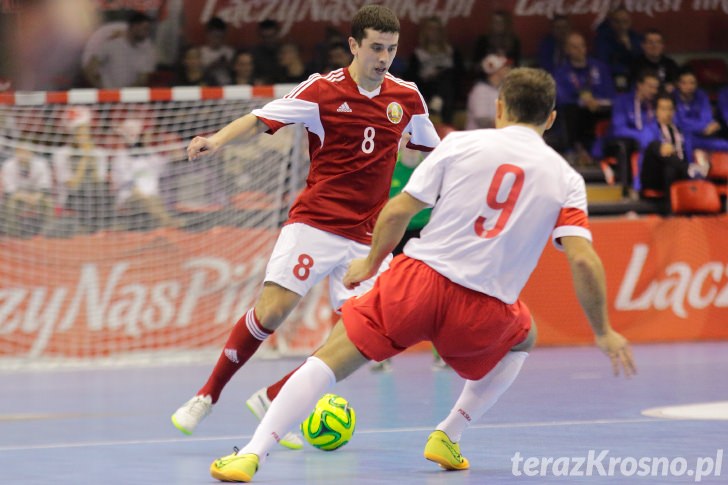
<box><xmin>0</xmin><ymin>86</ymin><xmax>335</xmax><ymax>369</ymax></box>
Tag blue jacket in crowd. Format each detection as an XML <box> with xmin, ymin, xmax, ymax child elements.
<box><xmin>719</xmin><ymin>87</ymin><xmax>728</xmax><ymax>125</ymax></box>
<box><xmin>674</xmin><ymin>88</ymin><xmax>728</xmax><ymax>152</ymax></box>
<box><xmin>554</xmin><ymin>59</ymin><xmax>616</xmax><ymax>106</ymax></box>
<box><xmin>610</xmin><ymin>91</ymin><xmax>656</xmax><ymax>149</ymax></box>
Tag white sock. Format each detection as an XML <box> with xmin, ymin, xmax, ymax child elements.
<box><xmin>239</xmin><ymin>356</ymin><xmax>336</xmax><ymax>457</ymax></box>
<box><xmin>436</xmin><ymin>351</ymin><xmax>528</xmax><ymax>443</ymax></box>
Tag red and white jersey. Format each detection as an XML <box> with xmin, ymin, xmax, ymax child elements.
<box><xmin>403</xmin><ymin>125</ymin><xmax>591</xmax><ymax>304</ymax></box>
<box><xmin>252</xmin><ymin>68</ymin><xmax>440</xmax><ymax>244</ymax></box>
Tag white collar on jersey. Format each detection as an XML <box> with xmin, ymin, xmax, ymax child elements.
<box><xmin>503</xmin><ymin>124</ymin><xmax>542</xmax><ymax>138</ymax></box>
<box><xmin>357</xmin><ymin>84</ymin><xmax>381</xmax><ymax>99</ymax></box>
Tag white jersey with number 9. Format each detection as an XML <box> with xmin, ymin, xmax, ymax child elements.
<box><xmin>402</xmin><ymin>125</ymin><xmax>591</xmax><ymax>304</ymax></box>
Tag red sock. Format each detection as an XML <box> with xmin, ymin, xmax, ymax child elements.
<box><xmin>198</xmin><ymin>308</ymin><xmax>272</xmax><ymax>403</ymax></box>
<box><xmin>265</xmin><ymin>363</ymin><xmax>303</xmax><ymax>401</ymax></box>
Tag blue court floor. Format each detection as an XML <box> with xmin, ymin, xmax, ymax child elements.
<box><xmin>0</xmin><ymin>342</ymin><xmax>726</xmax><ymax>484</ymax></box>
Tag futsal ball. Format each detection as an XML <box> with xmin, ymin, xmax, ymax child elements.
<box><xmin>300</xmin><ymin>393</ymin><xmax>356</xmax><ymax>451</ymax></box>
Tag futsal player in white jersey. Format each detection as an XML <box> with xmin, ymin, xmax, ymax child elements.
<box><xmin>209</xmin><ymin>68</ymin><xmax>636</xmax><ymax>482</ymax></box>
<box><xmin>171</xmin><ymin>5</ymin><xmax>440</xmax><ymax>445</ymax></box>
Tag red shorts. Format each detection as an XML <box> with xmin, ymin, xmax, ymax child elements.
<box><xmin>342</xmin><ymin>256</ymin><xmax>531</xmax><ymax>381</ymax></box>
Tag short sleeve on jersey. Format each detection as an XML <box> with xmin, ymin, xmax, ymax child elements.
<box><xmin>252</xmin><ymin>97</ymin><xmax>322</xmax><ymax>138</ymax></box>
<box><xmin>551</xmin><ymin>170</ymin><xmax>592</xmax><ymax>250</ymax></box>
<box><xmin>402</xmin><ymin>139</ymin><xmax>449</xmax><ymax>206</ymax></box>
<box><xmin>404</xmin><ymin>113</ymin><xmax>440</xmax><ymax>151</ymax></box>
<box><xmin>251</xmin><ymin>77</ymin><xmax>323</xmax><ymax>139</ymax></box>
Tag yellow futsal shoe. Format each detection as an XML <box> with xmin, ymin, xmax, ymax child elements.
<box><xmin>423</xmin><ymin>430</ymin><xmax>470</xmax><ymax>470</ymax></box>
<box><xmin>210</xmin><ymin>449</ymin><xmax>259</xmax><ymax>482</ymax></box>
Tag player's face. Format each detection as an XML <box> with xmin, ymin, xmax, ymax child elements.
<box><xmin>129</xmin><ymin>21</ymin><xmax>151</xmax><ymax>43</ymax></box>
<box><xmin>677</xmin><ymin>74</ymin><xmax>697</xmax><ymax>97</ymax></box>
<box><xmin>638</xmin><ymin>77</ymin><xmax>660</xmax><ymax>101</ymax></box>
<box><xmin>351</xmin><ymin>29</ymin><xmax>399</xmax><ymax>89</ymax></box>
<box><xmin>565</xmin><ymin>34</ymin><xmax>586</xmax><ymax>63</ymax></box>
<box><xmin>656</xmin><ymin>99</ymin><xmax>674</xmax><ymax>124</ymax></box>
<box><xmin>643</xmin><ymin>33</ymin><xmax>664</xmax><ymax>59</ymax></box>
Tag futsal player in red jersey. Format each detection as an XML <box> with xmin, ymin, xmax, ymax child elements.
<box><xmin>172</xmin><ymin>5</ymin><xmax>440</xmax><ymax>446</ymax></box>
<box><xmin>209</xmin><ymin>68</ymin><xmax>636</xmax><ymax>482</ymax></box>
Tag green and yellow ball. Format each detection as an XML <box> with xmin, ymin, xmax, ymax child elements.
<box><xmin>300</xmin><ymin>394</ymin><xmax>356</xmax><ymax>451</ymax></box>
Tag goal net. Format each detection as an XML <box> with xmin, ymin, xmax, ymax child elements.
<box><xmin>0</xmin><ymin>86</ymin><xmax>335</xmax><ymax>369</ymax></box>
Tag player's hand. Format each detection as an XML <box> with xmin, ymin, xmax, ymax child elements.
<box><xmin>343</xmin><ymin>258</ymin><xmax>377</xmax><ymax>290</ymax></box>
<box><xmin>659</xmin><ymin>143</ymin><xmax>675</xmax><ymax>157</ymax></box>
<box><xmin>704</xmin><ymin>121</ymin><xmax>721</xmax><ymax>136</ymax></box>
<box><xmin>187</xmin><ymin>136</ymin><xmax>219</xmax><ymax>161</ymax></box>
<box><xmin>595</xmin><ymin>329</ymin><xmax>637</xmax><ymax>378</ymax></box>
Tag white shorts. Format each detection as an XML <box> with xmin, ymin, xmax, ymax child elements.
<box><xmin>264</xmin><ymin>223</ymin><xmax>392</xmax><ymax>311</ymax></box>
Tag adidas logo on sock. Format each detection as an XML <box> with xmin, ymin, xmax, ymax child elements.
<box><xmin>224</xmin><ymin>348</ymin><xmax>239</xmax><ymax>364</ymax></box>
<box><xmin>337</xmin><ymin>102</ymin><xmax>352</xmax><ymax>113</ymax></box>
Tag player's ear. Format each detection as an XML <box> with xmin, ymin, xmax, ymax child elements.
<box><xmin>544</xmin><ymin>110</ymin><xmax>557</xmax><ymax>130</ymax></box>
<box><xmin>348</xmin><ymin>37</ymin><xmax>358</xmax><ymax>56</ymax></box>
<box><xmin>495</xmin><ymin>99</ymin><xmax>505</xmax><ymax>127</ymax></box>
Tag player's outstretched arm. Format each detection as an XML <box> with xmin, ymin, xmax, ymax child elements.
<box><xmin>344</xmin><ymin>192</ymin><xmax>428</xmax><ymax>289</ymax></box>
<box><xmin>187</xmin><ymin>113</ymin><xmax>268</xmax><ymax>161</ymax></box>
<box><xmin>561</xmin><ymin>236</ymin><xmax>637</xmax><ymax>377</ymax></box>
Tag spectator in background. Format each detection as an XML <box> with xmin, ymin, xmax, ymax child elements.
<box><xmin>630</xmin><ymin>30</ymin><xmax>679</xmax><ymax>93</ymax></box>
<box><xmin>199</xmin><ymin>17</ymin><xmax>234</xmax><ymax>86</ymax></box>
<box><xmin>537</xmin><ymin>14</ymin><xmax>571</xmax><ymax>74</ymax></box>
<box><xmin>639</xmin><ymin>94</ymin><xmax>692</xmax><ymax>212</ymax></box>
<box><xmin>277</xmin><ymin>42</ymin><xmax>309</xmax><ymax>84</ymax></box>
<box><xmin>466</xmin><ymin>54</ymin><xmax>510</xmax><ymax>130</ymax></box>
<box><xmin>252</xmin><ymin>19</ymin><xmax>284</xmax><ymax>85</ymax></box>
<box><xmin>323</xmin><ymin>42</ymin><xmax>353</xmax><ymax>74</ymax></box>
<box><xmin>611</xmin><ymin>69</ymin><xmax>659</xmax><ymax>146</ymax></box>
<box><xmin>473</xmin><ymin>10</ymin><xmax>521</xmax><ymax>68</ymax></box>
<box><xmin>601</xmin><ymin>69</ymin><xmax>660</xmax><ymax>190</ymax></box>
<box><xmin>406</xmin><ymin>16</ymin><xmax>464</xmax><ymax>124</ymax></box>
<box><xmin>83</xmin><ymin>11</ymin><xmax>156</xmax><ymax>89</ymax></box>
<box><xmin>111</xmin><ymin>118</ymin><xmax>181</xmax><ymax>230</ymax></box>
<box><xmin>309</xmin><ymin>26</ymin><xmax>348</xmax><ymax>74</ymax></box>
<box><xmin>554</xmin><ymin>32</ymin><xmax>615</xmax><ymax>165</ymax></box>
<box><xmin>231</xmin><ymin>50</ymin><xmax>263</xmax><ymax>86</ymax></box>
<box><xmin>673</xmin><ymin>69</ymin><xmax>728</xmax><ymax>154</ymax></box>
<box><xmin>1</xmin><ymin>145</ymin><xmax>53</xmax><ymax>237</ymax></box>
<box><xmin>718</xmin><ymin>86</ymin><xmax>728</xmax><ymax>137</ymax></box>
<box><xmin>175</xmin><ymin>46</ymin><xmax>218</xmax><ymax>86</ymax></box>
<box><xmin>51</xmin><ymin>107</ymin><xmax>111</xmax><ymax>234</ymax></box>
<box><xmin>595</xmin><ymin>7</ymin><xmax>643</xmax><ymax>92</ymax></box>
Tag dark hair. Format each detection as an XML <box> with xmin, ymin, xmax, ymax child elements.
<box><xmin>643</xmin><ymin>28</ymin><xmax>663</xmax><ymax>38</ymax></box>
<box><xmin>128</xmin><ymin>11</ymin><xmax>152</xmax><ymax>25</ymax></box>
<box><xmin>206</xmin><ymin>17</ymin><xmax>227</xmax><ymax>32</ymax></box>
<box><xmin>328</xmin><ymin>41</ymin><xmax>349</xmax><ymax>52</ymax></box>
<box><xmin>259</xmin><ymin>19</ymin><xmax>279</xmax><ymax>31</ymax></box>
<box><xmin>635</xmin><ymin>67</ymin><xmax>659</xmax><ymax>84</ymax></box>
<box><xmin>677</xmin><ymin>66</ymin><xmax>696</xmax><ymax>80</ymax></box>
<box><xmin>351</xmin><ymin>5</ymin><xmax>400</xmax><ymax>44</ymax></box>
<box><xmin>498</xmin><ymin>68</ymin><xmax>555</xmax><ymax>125</ymax></box>
<box><xmin>655</xmin><ymin>93</ymin><xmax>674</xmax><ymax>105</ymax></box>
<box><xmin>234</xmin><ymin>48</ymin><xmax>253</xmax><ymax>58</ymax></box>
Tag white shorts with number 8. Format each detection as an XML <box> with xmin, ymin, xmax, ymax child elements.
<box><xmin>264</xmin><ymin>223</ymin><xmax>392</xmax><ymax>311</ymax></box>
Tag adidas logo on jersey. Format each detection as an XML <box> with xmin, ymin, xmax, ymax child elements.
<box><xmin>337</xmin><ymin>102</ymin><xmax>352</xmax><ymax>113</ymax></box>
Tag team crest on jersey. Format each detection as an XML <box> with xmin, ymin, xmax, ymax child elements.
<box><xmin>386</xmin><ymin>102</ymin><xmax>403</xmax><ymax>124</ymax></box>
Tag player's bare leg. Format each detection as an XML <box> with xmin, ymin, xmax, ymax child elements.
<box><xmin>425</xmin><ymin>322</ymin><xmax>537</xmax><ymax>470</ymax></box>
<box><xmin>172</xmin><ymin>283</ymin><xmax>301</xmax><ymax>437</ymax></box>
